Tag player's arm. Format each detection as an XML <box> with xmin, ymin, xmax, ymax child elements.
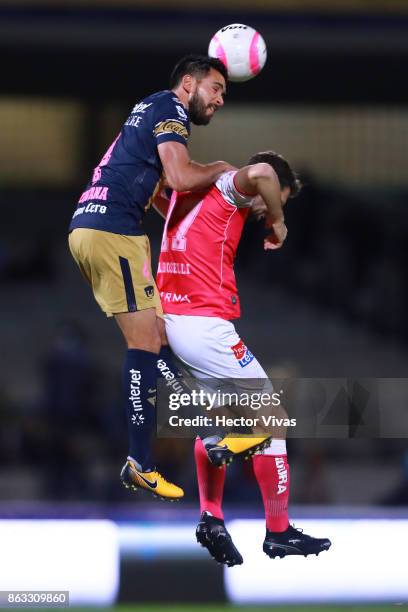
<box><xmin>158</xmin><ymin>141</ymin><xmax>233</xmax><ymax>192</ymax></box>
<box><xmin>234</xmin><ymin>163</ymin><xmax>287</xmax><ymax>249</ymax></box>
<box><xmin>234</xmin><ymin>163</ymin><xmax>283</xmax><ymax>222</ymax></box>
<box><xmin>152</xmin><ymin>191</ymin><xmax>170</xmax><ymax>219</ymax></box>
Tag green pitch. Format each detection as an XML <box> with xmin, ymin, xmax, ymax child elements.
<box><xmin>54</xmin><ymin>605</ymin><xmax>406</xmax><ymax>612</ymax></box>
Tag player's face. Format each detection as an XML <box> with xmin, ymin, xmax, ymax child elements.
<box><xmin>251</xmin><ymin>186</ymin><xmax>291</xmax><ymax>220</ymax></box>
<box><xmin>188</xmin><ymin>68</ymin><xmax>226</xmax><ymax>125</ymax></box>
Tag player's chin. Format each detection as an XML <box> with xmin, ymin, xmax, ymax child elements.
<box><xmin>206</xmin><ymin>107</ymin><xmax>216</xmax><ymax>121</ymax></box>
<box><xmin>191</xmin><ymin>114</ymin><xmax>211</xmax><ymax>126</ymax></box>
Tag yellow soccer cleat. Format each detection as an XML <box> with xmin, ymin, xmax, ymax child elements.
<box><xmin>205</xmin><ymin>436</ymin><xmax>271</xmax><ymax>467</ymax></box>
<box><xmin>120</xmin><ymin>458</ymin><xmax>184</xmax><ymax>501</ymax></box>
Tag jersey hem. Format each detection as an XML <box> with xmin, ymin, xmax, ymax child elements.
<box><xmin>161</xmin><ymin>307</ymin><xmax>239</xmax><ymax>320</ymax></box>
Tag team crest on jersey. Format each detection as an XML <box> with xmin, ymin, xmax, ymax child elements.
<box><xmin>231</xmin><ymin>340</ymin><xmax>254</xmax><ymax>368</ymax></box>
<box><xmin>176</xmin><ymin>105</ymin><xmax>188</xmax><ymax>120</ymax></box>
<box><xmin>154</xmin><ymin>120</ymin><xmax>188</xmax><ymax>141</ymax></box>
<box><xmin>144</xmin><ymin>285</ymin><xmax>154</xmax><ymax>299</ymax></box>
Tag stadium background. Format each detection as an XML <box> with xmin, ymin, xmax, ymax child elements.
<box><xmin>1</xmin><ymin>0</ymin><xmax>408</xmax><ymax>608</ymax></box>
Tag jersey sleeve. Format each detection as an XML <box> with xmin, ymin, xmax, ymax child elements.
<box><xmin>215</xmin><ymin>171</ymin><xmax>254</xmax><ymax>208</ymax></box>
<box><xmin>153</xmin><ymin>95</ymin><xmax>190</xmax><ymax>147</ymax></box>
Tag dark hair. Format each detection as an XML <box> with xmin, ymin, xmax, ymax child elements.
<box><xmin>170</xmin><ymin>54</ymin><xmax>228</xmax><ymax>89</ymax></box>
<box><xmin>248</xmin><ymin>150</ymin><xmax>302</xmax><ymax>197</ymax></box>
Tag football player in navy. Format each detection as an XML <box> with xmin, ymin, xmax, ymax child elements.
<box><xmin>69</xmin><ymin>56</ymin><xmax>229</xmax><ymax>500</ymax></box>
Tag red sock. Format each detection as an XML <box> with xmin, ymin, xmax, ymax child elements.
<box><xmin>252</xmin><ymin>454</ymin><xmax>290</xmax><ymax>532</ymax></box>
<box><xmin>194</xmin><ymin>437</ymin><xmax>226</xmax><ymax>520</ymax></box>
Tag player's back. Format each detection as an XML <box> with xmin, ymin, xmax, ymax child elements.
<box><xmin>157</xmin><ymin>171</ymin><xmax>252</xmax><ymax>320</ymax></box>
<box><xmin>69</xmin><ymin>90</ymin><xmax>190</xmax><ymax>236</ymax></box>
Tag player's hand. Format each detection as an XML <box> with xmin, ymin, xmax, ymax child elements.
<box><xmin>264</xmin><ymin>220</ymin><xmax>287</xmax><ymax>250</ymax></box>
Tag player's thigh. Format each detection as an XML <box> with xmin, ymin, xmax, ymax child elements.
<box><xmin>164</xmin><ymin>314</ymin><xmax>268</xmax><ymax>378</ymax></box>
<box><xmin>68</xmin><ymin>228</ymin><xmax>163</xmax><ymax>319</ymax></box>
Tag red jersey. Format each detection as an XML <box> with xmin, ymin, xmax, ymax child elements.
<box><xmin>156</xmin><ymin>171</ymin><xmax>252</xmax><ymax>320</ymax></box>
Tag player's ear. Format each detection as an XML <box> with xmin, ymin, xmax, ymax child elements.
<box><xmin>181</xmin><ymin>74</ymin><xmax>195</xmax><ymax>94</ymax></box>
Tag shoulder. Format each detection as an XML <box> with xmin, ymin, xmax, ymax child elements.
<box><xmin>152</xmin><ymin>91</ymin><xmax>189</xmax><ymax>121</ymax></box>
<box><xmin>152</xmin><ymin>92</ymin><xmax>190</xmax><ymax>145</ymax></box>
<box><xmin>215</xmin><ymin>171</ymin><xmax>253</xmax><ymax>208</ymax></box>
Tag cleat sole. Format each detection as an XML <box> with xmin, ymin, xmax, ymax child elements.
<box><xmin>121</xmin><ymin>479</ymin><xmax>182</xmax><ymax>502</ymax></box>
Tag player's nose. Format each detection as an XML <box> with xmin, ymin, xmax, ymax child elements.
<box><xmin>215</xmin><ymin>94</ymin><xmax>224</xmax><ymax>107</ymax></box>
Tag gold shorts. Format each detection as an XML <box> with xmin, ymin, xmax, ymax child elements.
<box><xmin>68</xmin><ymin>228</ymin><xmax>163</xmax><ymax>318</ymax></box>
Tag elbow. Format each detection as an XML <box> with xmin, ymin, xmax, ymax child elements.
<box><xmin>166</xmin><ymin>178</ymin><xmax>188</xmax><ymax>192</ymax></box>
<box><xmin>164</xmin><ymin>172</ymin><xmax>188</xmax><ymax>193</ymax></box>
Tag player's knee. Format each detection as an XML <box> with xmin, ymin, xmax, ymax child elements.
<box><xmin>156</xmin><ymin>317</ymin><xmax>168</xmax><ymax>346</ymax></box>
<box><xmin>116</xmin><ymin>310</ymin><xmax>162</xmax><ymax>353</ymax></box>
<box><xmin>126</xmin><ymin>332</ymin><xmax>161</xmax><ymax>353</ymax></box>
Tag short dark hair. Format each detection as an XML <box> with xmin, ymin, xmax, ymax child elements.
<box><xmin>248</xmin><ymin>150</ymin><xmax>302</xmax><ymax>197</ymax></box>
<box><xmin>170</xmin><ymin>54</ymin><xmax>228</xmax><ymax>89</ymax></box>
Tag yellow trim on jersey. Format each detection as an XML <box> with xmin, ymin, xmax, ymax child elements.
<box><xmin>154</xmin><ymin>119</ymin><xmax>188</xmax><ymax>141</ymax></box>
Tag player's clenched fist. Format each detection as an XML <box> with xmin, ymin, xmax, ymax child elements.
<box><xmin>264</xmin><ymin>220</ymin><xmax>288</xmax><ymax>250</ymax></box>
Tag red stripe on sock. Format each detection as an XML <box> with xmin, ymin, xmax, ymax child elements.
<box><xmin>253</xmin><ymin>454</ymin><xmax>290</xmax><ymax>532</ymax></box>
<box><xmin>194</xmin><ymin>437</ymin><xmax>226</xmax><ymax>520</ymax></box>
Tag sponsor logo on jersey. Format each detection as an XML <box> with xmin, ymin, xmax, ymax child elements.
<box><xmin>157</xmin><ymin>261</ymin><xmax>191</xmax><ymax>275</ymax></box>
<box><xmin>78</xmin><ymin>186</ymin><xmax>109</xmax><ymax>203</ymax></box>
<box><xmin>230</xmin><ymin>339</ymin><xmax>254</xmax><ymax>368</ymax></box>
<box><xmin>131</xmin><ymin>102</ymin><xmax>153</xmax><ymax>114</ymax></box>
<box><xmin>72</xmin><ymin>202</ymin><xmax>107</xmax><ymax>218</ymax></box>
<box><xmin>154</xmin><ymin>120</ymin><xmax>188</xmax><ymax>141</ymax></box>
<box><xmin>125</xmin><ymin>102</ymin><xmax>153</xmax><ymax>128</ymax></box>
<box><xmin>160</xmin><ymin>291</ymin><xmax>190</xmax><ymax>303</ymax></box>
<box><xmin>125</xmin><ymin>115</ymin><xmax>143</xmax><ymax>128</ymax></box>
<box><xmin>144</xmin><ymin>285</ymin><xmax>154</xmax><ymax>299</ymax></box>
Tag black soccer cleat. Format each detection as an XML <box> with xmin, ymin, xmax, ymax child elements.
<box><xmin>196</xmin><ymin>511</ymin><xmax>243</xmax><ymax>567</ymax></box>
<box><xmin>263</xmin><ymin>524</ymin><xmax>332</xmax><ymax>559</ymax></box>
<box><xmin>204</xmin><ymin>443</ymin><xmax>235</xmax><ymax>467</ymax></box>
<box><xmin>204</xmin><ymin>436</ymin><xmax>272</xmax><ymax>467</ymax></box>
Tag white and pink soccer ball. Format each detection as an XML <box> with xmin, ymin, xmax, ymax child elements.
<box><xmin>208</xmin><ymin>23</ymin><xmax>267</xmax><ymax>82</ymax></box>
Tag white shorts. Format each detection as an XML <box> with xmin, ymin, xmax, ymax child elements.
<box><xmin>164</xmin><ymin>314</ymin><xmax>268</xmax><ymax>379</ymax></box>
<box><xmin>164</xmin><ymin>314</ymin><xmax>286</xmax><ymax>456</ymax></box>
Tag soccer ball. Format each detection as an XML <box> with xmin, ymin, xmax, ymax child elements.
<box><xmin>208</xmin><ymin>23</ymin><xmax>267</xmax><ymax>82</ymax></box>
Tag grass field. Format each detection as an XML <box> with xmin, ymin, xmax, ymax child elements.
<box><xmin>52</xmin><ymin>605</ymin><xmax>407</xmax><ymax>612</ymax></box>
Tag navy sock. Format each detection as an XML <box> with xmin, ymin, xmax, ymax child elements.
<box><xmin>157</xmin><ymin>345</ymin><xmax>184</xmax><ymax>379</ymax></box>
<box><xmin>123</xmin><ymin>349</ymin><xmax>158</xmax><ymax>471</ymax></box>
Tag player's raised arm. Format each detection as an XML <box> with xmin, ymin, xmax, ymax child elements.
<box><xmin>232</xmin><ymin>152</ymin><xmax>301</xmax><ymax>250</ymax></box>
<box><xmin>158</xmin><ymin>141</ymin><xmax>232</xmax><ymax>192</ymax></box>
<box><xmin>234</xmin><ymin>162</ymin><xmax>284</xmax><ymax>224</ymax></box>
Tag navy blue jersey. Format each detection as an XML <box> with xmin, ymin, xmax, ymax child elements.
<box><xmin>69</xmin><ymin>90</ymin><xmax>190</xmax><ymax>235</ymax></box>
